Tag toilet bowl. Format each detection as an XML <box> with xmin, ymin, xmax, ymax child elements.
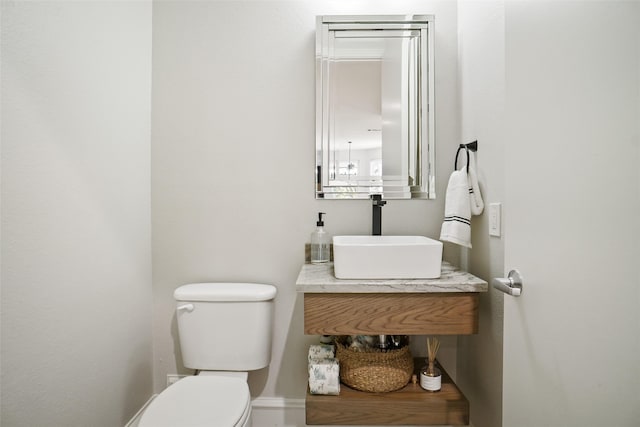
<box><xmin>139</xmin><ymin>376</ymin><xmax>252</xmax><ymax>427</ymax></box>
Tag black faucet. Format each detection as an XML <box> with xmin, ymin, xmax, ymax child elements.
<box><xmin>371</xmin><ymin>194</ymin><xmax>386</xmax><ymax>235</ymax></box>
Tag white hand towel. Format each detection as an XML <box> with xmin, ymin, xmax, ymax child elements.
<box><xmin>440</xmin><ymin>169</ymin><xmax>472</xmax><ymax>248</ymax></box>
<box><xmin>468</xmin><ymin>166</ymin><xmax>484</xmax><ymax>216</ymax></box>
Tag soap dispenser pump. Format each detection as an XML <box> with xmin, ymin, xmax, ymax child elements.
<box><xmin>310</xmin><ymin>212</ymin><xmax>330</xmax><ymax>264</ymax></box>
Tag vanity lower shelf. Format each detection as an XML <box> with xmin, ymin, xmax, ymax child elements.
<box><xmin>297</xmin><ymin>262</ymin><xmax>487</xmax><ymax>426</ymax></box>
<box><xmin>306</xmin><ymin>359</ymin><xmax>468</xmax><ymax>426</ymax></box>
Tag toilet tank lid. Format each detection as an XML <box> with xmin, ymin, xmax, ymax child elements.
<box><xmin>174</xmin><ymin>283</ymin><xmax>277</xmax><ymax>302</ymax></box>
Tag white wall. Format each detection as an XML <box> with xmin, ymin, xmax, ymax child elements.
<box><xmin>1</xmin><ymin>2</ymin><xmax>153</xmax><ymax>426</ymax></box>
<box><xmin>456</xmin><ymin>2</ymin><xmax>505</xmax><ymax>427</ymax></box>
<box><xmin>151</xmin><ymin>0</ymin><xmax>461</xmax><ymax>400</ymax></box>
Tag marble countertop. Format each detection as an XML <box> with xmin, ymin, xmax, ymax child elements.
<box><xmin>296</xmin><ymin>261</ymin><xmax>488</xmax><ymax>293</ymax></box>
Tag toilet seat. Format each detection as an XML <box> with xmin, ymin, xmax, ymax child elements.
<box><xmin>139</xmin><ymin>376</ymin><xmax>251</xmax><ymax>427</ymax></box>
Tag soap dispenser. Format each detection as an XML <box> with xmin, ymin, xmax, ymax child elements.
<box><xmin>310</xmin><ymin>212</ymin><xmax>330</xmax><ymax>264</ymax></box>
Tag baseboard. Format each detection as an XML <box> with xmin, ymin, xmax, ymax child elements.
<box><xmin>124</xmin><ymin>394</ymin><xmax>157</xmax><ymax>427</ymax></box>
<box><xmin>251</xmin><ymin>397</ymin><xmax>306</xmax><ymax>427</ymax></box>
<box><xmin>251</xmin><ymin>397</ymin><xmax>306</xmax><ymax>409</ymax></box>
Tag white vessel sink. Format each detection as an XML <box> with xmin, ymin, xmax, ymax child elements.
<box><xmin>332</xmin><ymin>235</ymin><xmax>443</xmax><ymax>279</ymax></box>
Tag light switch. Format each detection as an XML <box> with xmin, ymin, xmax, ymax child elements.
<box><xmin>489</xmin><ymin>203</ymin><xmax>501</xmax><ymax>237</ymax></box>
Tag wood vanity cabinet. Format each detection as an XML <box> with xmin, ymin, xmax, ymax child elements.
<box><xmin>296</xmin><ymin>262</ymin><xmax>488</xmax><ymax>426</ymax></box>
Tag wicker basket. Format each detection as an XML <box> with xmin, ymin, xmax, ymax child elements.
<box><xmin>335</xmin><ymin>338</ymin><xmax>414</xmax><ymax>393</ymax></box>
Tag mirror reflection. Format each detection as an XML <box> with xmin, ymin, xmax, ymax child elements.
<box><xmin>316</xmin><ymin>15</ymin><xmax>435</xmax><ymax>199</ymax></box>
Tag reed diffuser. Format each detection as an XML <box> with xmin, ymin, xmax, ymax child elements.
<box><xmin>420</xmin><ymin>337</ymin><xmax>441</xmax><ymax>392</ymax></box>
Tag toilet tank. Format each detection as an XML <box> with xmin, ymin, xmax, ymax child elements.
<box><xmin>174</xmin><ymin>283</ymin><xmax>277</xmax><ymax>371</ymax></box>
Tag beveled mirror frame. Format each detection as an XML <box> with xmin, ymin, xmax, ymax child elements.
<box><xmin>315</xmin><ymin>15</ymin><xmax>435</xmax><ymax>200</ymax></box>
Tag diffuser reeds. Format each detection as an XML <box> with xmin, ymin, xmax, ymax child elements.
<box><xmin>426</xmin><ymin>337</ymin><xmax>440</xmax><ymax>374</ymax></box>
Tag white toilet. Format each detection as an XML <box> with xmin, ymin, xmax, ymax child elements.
<box><xmin>139</xmin><ymin>282</ymin><xmax>277</xmax><ymax>427</ymax></box>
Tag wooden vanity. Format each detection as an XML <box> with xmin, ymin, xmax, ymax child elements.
<box><xmin>296</xmin><ymin>262</ymin><xmax>488</xmax><ymax>426</ymax></box>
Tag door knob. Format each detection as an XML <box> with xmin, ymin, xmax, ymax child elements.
<box><xmin>492</xmin><ymin>270</ymin><xmax>523</xmax><ymax>297</ymax></box>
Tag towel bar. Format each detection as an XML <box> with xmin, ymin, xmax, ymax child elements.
<box><xmin>454</xmin><ymin>140</ymin><xmax>478</xmax><ymax>173</ymax></box>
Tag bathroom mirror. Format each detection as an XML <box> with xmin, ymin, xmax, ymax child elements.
<box><xmin>315</xmin><ymin>15</ymin><xmax>435</xmax><ymax>199</ymax></box>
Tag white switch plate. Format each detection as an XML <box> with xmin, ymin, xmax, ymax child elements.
<box><xmin>489</xmin><ymin>203</ymin><xmax>501</xmax><ymax>237</ymax></box>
